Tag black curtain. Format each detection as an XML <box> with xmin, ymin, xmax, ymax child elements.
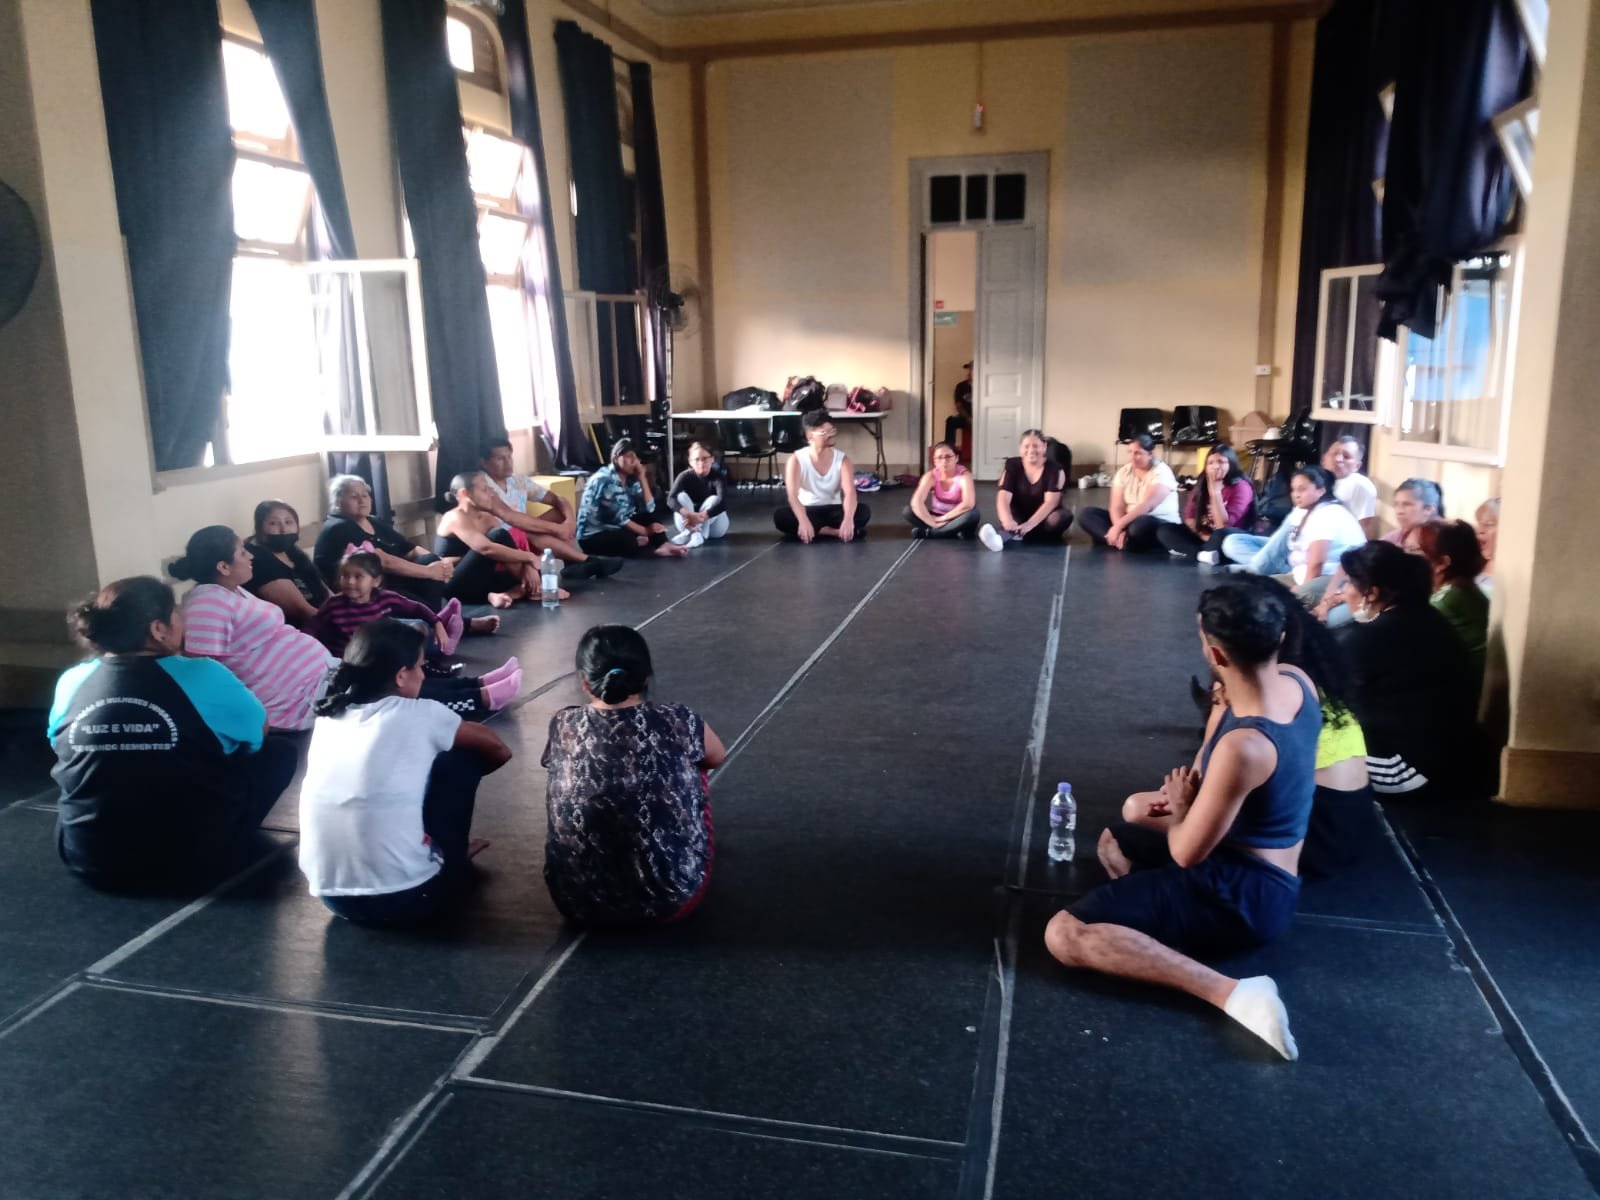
<box><xmin>1377</xmin><ymin>0</ymin><xmax>1530</xmax><ymax>338</ymax></box>
<box><xmin>630</xmin><ymin>61</ymin><xmax>671</xmax><ymax>416</ymax></box>
<box><xmin>1288</xmin><ymin>0</ymin><xmax>1395</xmax><ymax>418</ymax></box>
<box><xmin>380</xmin><ymin>0</ymin><xmax>505</xmax><ymax>506</ymax></box>
<box><xmin>555</xmin><ymin>20</ymin><xmax>643</xmax><ymax>434</ymax></box>
<box><xmin>90</xmin><ymin>0</ymin><xmax>235</xmax><ymax>472</ymax></box>
<box><xmin>246</xmin><ymin>0</ymin><xmax>391</xmax><ymax>514</ymax></box>
<box><xmin>497</xmin><ymin>1</ymin><xmax>598</xmax><ymax>472</ymax></box>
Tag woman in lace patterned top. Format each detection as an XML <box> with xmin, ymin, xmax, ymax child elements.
<box><xmin>542</xmin><ymin>625</ymin><xmax>727</xmax><ymax>925</ymax></box>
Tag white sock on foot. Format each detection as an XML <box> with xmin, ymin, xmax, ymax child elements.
<box><xmin>1223</xmin><ymin>976</ymin><xmax>1298</xmax><ymax>1061</ymax></box>
<box><xmin>978</xmin><ymin>523</ymin><xmax>1004</xmax><ymax>553</ymax></box>
<box><xmin>1197</xmin><ymin>550</ymin><xmax>1220</xmax><ymax>566</ymax></box>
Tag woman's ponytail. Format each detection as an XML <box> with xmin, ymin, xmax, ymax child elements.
<box><xmin>169</xmin><ymin>525</ymin><xmax>239</xmax><ymax>584</ymax></box>
<box><xmin>313</xmin><ymin>618</ymin><xmax>426</xmax><ymax>718</ymax></box>
<box><xmin>575</xmin><ymin>624</ymin><xmax>653</xmax><ymax>704</ymax></box>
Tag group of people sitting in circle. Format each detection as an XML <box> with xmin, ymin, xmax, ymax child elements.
<box><xmin>49</xmin><ymin>565</ymin><xmax>721</xmax><ymax>927</ymax></box>
<box><xmin>43</xmin><ymin>416</ymin><xmax>1503</xmax><ymax>1063</ymax></box>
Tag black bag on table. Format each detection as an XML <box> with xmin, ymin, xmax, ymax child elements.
<box><xmin>722</xmin><ymin>386</ymin><xmax>779</xmax><ymax>411</ymax></box>
<box><xmin>783</xmin><ymin>375</ymin><xmax>826</xmax><ymax>414</ymax></box>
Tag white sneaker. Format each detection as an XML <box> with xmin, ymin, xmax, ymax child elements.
<box><xmin>688</xmin><ymin>531</ymin><xmax>705</xmax><ymax>549</ymax></box>
<box><xmin>1197</xmin><ymin>550</ymin><xmax>1220</xmax><ymax>566</ymax></box>
<box><xmin>978</xmin><ymin>523</ymin><xmax>1004</xmax><ymax>553</ymax></box>
<box><xmin>669</xmin><ymin>530</ymin><xmax>694</xmax><ymax>546</ymax></box>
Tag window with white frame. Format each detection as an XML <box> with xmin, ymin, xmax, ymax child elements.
<box><xmin>465</xmin><ymin>125</ymin><xmax>560</xmax><ymax>432</ymax></box>
<box><xmin>220</xmin><ymin>36</ymin><xmax>323</xmax><ymax>465</ymax></box>
<box><xmin>1390</xmin><ymin>245</ymin><xmax>1522</xmax><ymax>465</ymax></box>
<box><xmin>1311</xmin><ymin>264</ymin><xmax>1390</xmax><ymax>424</ymax></box>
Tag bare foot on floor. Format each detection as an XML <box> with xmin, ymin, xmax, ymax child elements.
<box><xmin>487</xmin><ymin>591</ymin><xmax>518</xmax><ymax>608</ymax></box>
<box><xmin>653</xmin><ymin>543</ymin><xmax>689</xmax><ymax>558</ymax></box>
<box><xmin>468</xmin><ymin>615</ymin><xmax>501</xmax><ymax>634</ymax></box>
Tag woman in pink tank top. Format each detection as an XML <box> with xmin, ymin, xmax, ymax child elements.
<box><xmin>905</xmin><ymin>443</ymin><xmax>981</xmax><ymax>540</ymax></box>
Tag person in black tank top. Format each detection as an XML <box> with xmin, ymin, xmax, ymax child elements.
<box><xmin>48</xmin><ymin>577</ymin><xmax>297</xmax><ymax>891</ymax></box>
<box><xmin>1044</xmin><ymin>580</ymin><xmax>1317</xmax><ymax>1061</ymax></box>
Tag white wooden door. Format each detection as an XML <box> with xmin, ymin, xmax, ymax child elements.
<box><xmin>976</xmin><ymin>225</ymin><xmax>1042</xmax><ymax>478</ymax></box>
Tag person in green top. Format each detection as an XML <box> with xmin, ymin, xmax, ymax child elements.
<box><xmin>1407</xmin><ymin>519</ymin><xmax>1489</xmax><ymax>682</ymax></box>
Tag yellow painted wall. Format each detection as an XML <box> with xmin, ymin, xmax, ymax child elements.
<box><xmin>704</xmin><ymin>22</ymin><xmax>1310</xmax><ymax>475</ymax></box>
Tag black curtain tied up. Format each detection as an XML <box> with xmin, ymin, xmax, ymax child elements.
<box><xmin>1377</xmin><ymin>0</ymin><xmax>1530</xmax><ymax>338</ymax></box>
<box><xmin>245</xmin><ymin>0</ymin><xmax>390</xmax><ymax>514</ymax></box>
<box><xmin>497</xmin><ymin>2</ymin><xmax>598</xmax><ymax>472</ymax></box>
<box><xmin>380</xmin><ymin>0</ymin><xmax>506</xmax><ymax>505</ymax></box>
<box><xmin>1287</xmin><ymin>0</ymin><xmax>1395</xmax><ymax>419</ymax></box>
<box><xmin>555</xmin><ymin>20</ymin><xmax>643</xmax><ymax>445</ymax></box>
<box><xmin>91</xmin><ymin>0</ymin><xmax>235</xmax><ymax>472</ymax></box>
<box><xmin>630</xmin><ymin>62</ymin><xmax>671</xmax><ymax>417</ymax></box>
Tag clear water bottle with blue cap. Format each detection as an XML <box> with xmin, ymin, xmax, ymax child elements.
<box><xmin>1047</xmin><ymin>782</ymin><xmax>1076</xmax><ymax>862</ymax></box>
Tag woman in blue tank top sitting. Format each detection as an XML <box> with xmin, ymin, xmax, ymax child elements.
<box><xmin>1044</xmin><ymin>578</ymin><xmax>1319</xmax><ymax>1061</ymax></box>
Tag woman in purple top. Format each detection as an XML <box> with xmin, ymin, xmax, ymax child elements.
<box><xmin>904</xmin><ymin>442</ymin><xmax>980</xmax><ymax>539</ymax></box>
<box><xmin>1156</xmin><ymin>444</ymin><xmax>1256</xmax><ymax>560</ymax></box>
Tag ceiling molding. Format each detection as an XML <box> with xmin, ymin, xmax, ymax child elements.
<box><xmin>560</xmin><ymin>0</ymin><xmax>1330</xmax><ymax>63</ymax></box>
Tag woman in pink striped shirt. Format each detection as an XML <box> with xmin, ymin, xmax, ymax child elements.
<box><xmin>172</xmin><ymin>527</ymin><xmax>342</xmax><ymax>731</ymax></box>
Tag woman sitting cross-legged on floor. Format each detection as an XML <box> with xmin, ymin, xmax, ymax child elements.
<box><xmin>580</xmin><ymin>439</ymin><xmax>689</xmax><ymax>558</ymax></box>
<box><xmin>1078</xmin><ymin>433</ymin><xmax>1182</xmax><ymax>552</ymax></box>
<box><xmin>48</xmin><ymin>576</ymin><xmax>298</xmax><ymax>891</ymax></box>
<box><xmin>1045</xmin><ymin>578</ymin><xmax>1319</xmax><ymax>1061</ymax></box>
<box><xmin>243</xmin><ymin>499</ymin><xmax>329</xmax><ymax>628</ymax></box>
<box><xmin>904</xmin><ymin>441</ymin><xmax>980</xmax><ymax>539</ymax></box>
<box><xmin>1337</xmin><ymin>541</ymin><xmax>1484</xmax><ymax>801</ymax></box>
<box><xmin>666</xmin><ymin>441</ymin><xmax>731</xmax><ymax>548</ymax></box>
<box><xmin>436</xmin><ymin>472</ymin><xmax>574</xmax><ymax>608</ymax></box>
<box><xmin>313</xmin><ymin>474</ymin><xmax>455</xmax><ymax>608</ymax></box>
<box><xmin>1155</xmin><ymin>444</ymin><xmax>1255</xmax><ymax>561</ymax></box>
<box><xmin>541</xmin><ymin>625</ymin><xmax>727</xmax><ymax>926</ymax></box>
<box><xmin>298</xmin><ymin>619</ymin><xmax>512</xmax><ymax>925</ymax></box>
<box><xmin>1221</xmin><ymin>465</ymin><xmax>1365</xmax><ymax>591</ymax></box>
<box><xmin>978</xmin><ymin>429</ymin><xmax>1070</xmax><ymax>551</ymax></box>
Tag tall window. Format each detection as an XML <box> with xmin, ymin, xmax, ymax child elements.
<box><xmin>220</xmin><ymin>37</ymin><xmax>322</xmax><ymax>465</ymax></box>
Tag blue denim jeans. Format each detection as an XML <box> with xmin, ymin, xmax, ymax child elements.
<box><xmin>1222</xmin><ymin>521</ymin><xmax>1292</xmax><ymax>574</ymax></box>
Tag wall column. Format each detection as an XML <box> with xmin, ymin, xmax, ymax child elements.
<box><xmin>1494</xmin><ymin>0</ymin><xmax>1600</xmax><ymax>806</ymax></box>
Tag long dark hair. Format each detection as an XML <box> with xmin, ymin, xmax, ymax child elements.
<box><xmin>1197</xmin><ymin>578</ymin><xmax>1288</xmax><ymax>667</ymax></box>
<box><xmin>315</xmin><ymin>618</ymin><xmax>425</xmax><ymax>718</ymax></box>
<box><xmin>67</xmin><ymin>576</ymin><xmax>176</xmax><ymax>655</ymax></box>
<box><xmin>168</xmin><ymin>526</ymin><xmax>239</xmax><ymax>584</ymax></box>
<box><xmin>1196</xmin><ymin>443</ymin><xmax>1247</xmax><ymax>526</ymax></box>
<box><xmin>576</xmin><ymin>624</ymin><xmax>652</xmax><ymax>704</ymax></box>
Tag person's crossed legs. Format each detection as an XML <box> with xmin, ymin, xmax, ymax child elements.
<box><xmin>1045</xmin><ymin>815</ymin><xmax>1301</xmax><ymax>1061</ymax></box>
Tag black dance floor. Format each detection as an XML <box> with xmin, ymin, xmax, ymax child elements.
<box><xmin>1</xmin><ymin>489</ymin><xmax>1597</xmax><ymax>1199</ymax></box>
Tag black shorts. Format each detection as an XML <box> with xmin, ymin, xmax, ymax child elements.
<box><xmin>1068</xmin><ymin>828</ymin><xmax>1300</xmax><ymax>958</ymax></box>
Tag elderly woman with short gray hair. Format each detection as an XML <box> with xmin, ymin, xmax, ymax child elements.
<box><xmin>311</xmin><ymin>474</ymin><xmax>454</xmax><ymax>608</ymax></box>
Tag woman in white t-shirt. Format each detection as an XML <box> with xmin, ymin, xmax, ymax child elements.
<box><xmin>298</xmin><ymin>618</ymin><xmax>511</xmax><ymax>924</ymax></box>
<box><xmin>1279</xmin><ymin>465</ymin><xmax>1367</xmax><ymax>586</ymax></box>
<box><xmin>1077</xmin><ymin>433</ymin><xmax>1181</xmax><ymax>552</ymax></box>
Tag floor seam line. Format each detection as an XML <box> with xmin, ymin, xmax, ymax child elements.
<box><xmin>966</xmin><ymin>547</ymin><xmax>1072</xmax><ymax>1200</ymax></box>
<box><xmin>715</xmin><ymin>540</ymin><xmax>921</xmax><ymax>775</ymax></box>
<box><xmin>78</xmin><ymin>976</ymin><xmax>482</xmax><ymax>1033</ymax></box>
<box><xmin>494</xmin><ymin>544</ymin><xmax>778</xmax><ymax>719</ymax></box>
<box><xmin>81</xmin><ymin>844</ymin><xmax>291</xmax><ymax>977</ymax></box>
<box><xmin>335</xmin><ymin>934</ymin><xmax>588</xmax><ymax>1200</ymax></box>
<box><xmin>0</xmin><ymin>979</ymin><xmax>84</xmax><ymax>1042</ymax></box>
<box><xmin>1385</xmin><ymin>815</ymin><xmax>1600</xmax><ymax>1194</ymax></box>
<box><xmin>1</xmin><ymin>786</ymin><xmax>57</xmax><ymax>813</ymax></box>
<box><xmin>455</xmin><ymin>1075</ymin><xmax>966</xmax><ymax>1155</ymax></box>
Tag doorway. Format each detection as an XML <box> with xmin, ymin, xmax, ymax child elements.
<box><xmin>909</xmin><ymin>154</ymin><xmax>1048</xmax><ymax>480</ymax></box>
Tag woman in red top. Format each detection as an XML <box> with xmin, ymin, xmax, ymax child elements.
<box><xmin>1156</xmin><ymin>444</ymin><xmax>1256</xmax><ymax>560</ymax></box>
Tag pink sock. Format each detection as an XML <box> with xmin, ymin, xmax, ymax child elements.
<box><xmin>439</xmin><ymin>599</ymin><xmax>464</xmax><ymax>655</ymax></box>
<box><xmin>484</xmin><ymin>668</ymin><xmax>522</xmax><ymax>711</ymax></box>
<box><xmin>480</xmin><ymin>656</ymin><xmax>520</xmax><ymax>686</ymax></box>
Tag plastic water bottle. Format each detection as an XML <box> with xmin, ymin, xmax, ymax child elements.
<box><xmin>1047</xmin><ymin>782</ymin><xmax>1076</xmax><ymax>862</ymax></box>
<box><xmin>539</xmin><ymin>548</ymin><xmax>561</xmax><ymax>610</ymax></box>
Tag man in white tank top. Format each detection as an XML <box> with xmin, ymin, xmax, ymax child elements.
<box><xmin>774</xmin><ymin>409</ymin><xmax>871</xmax><ymax>543</ymax></box>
